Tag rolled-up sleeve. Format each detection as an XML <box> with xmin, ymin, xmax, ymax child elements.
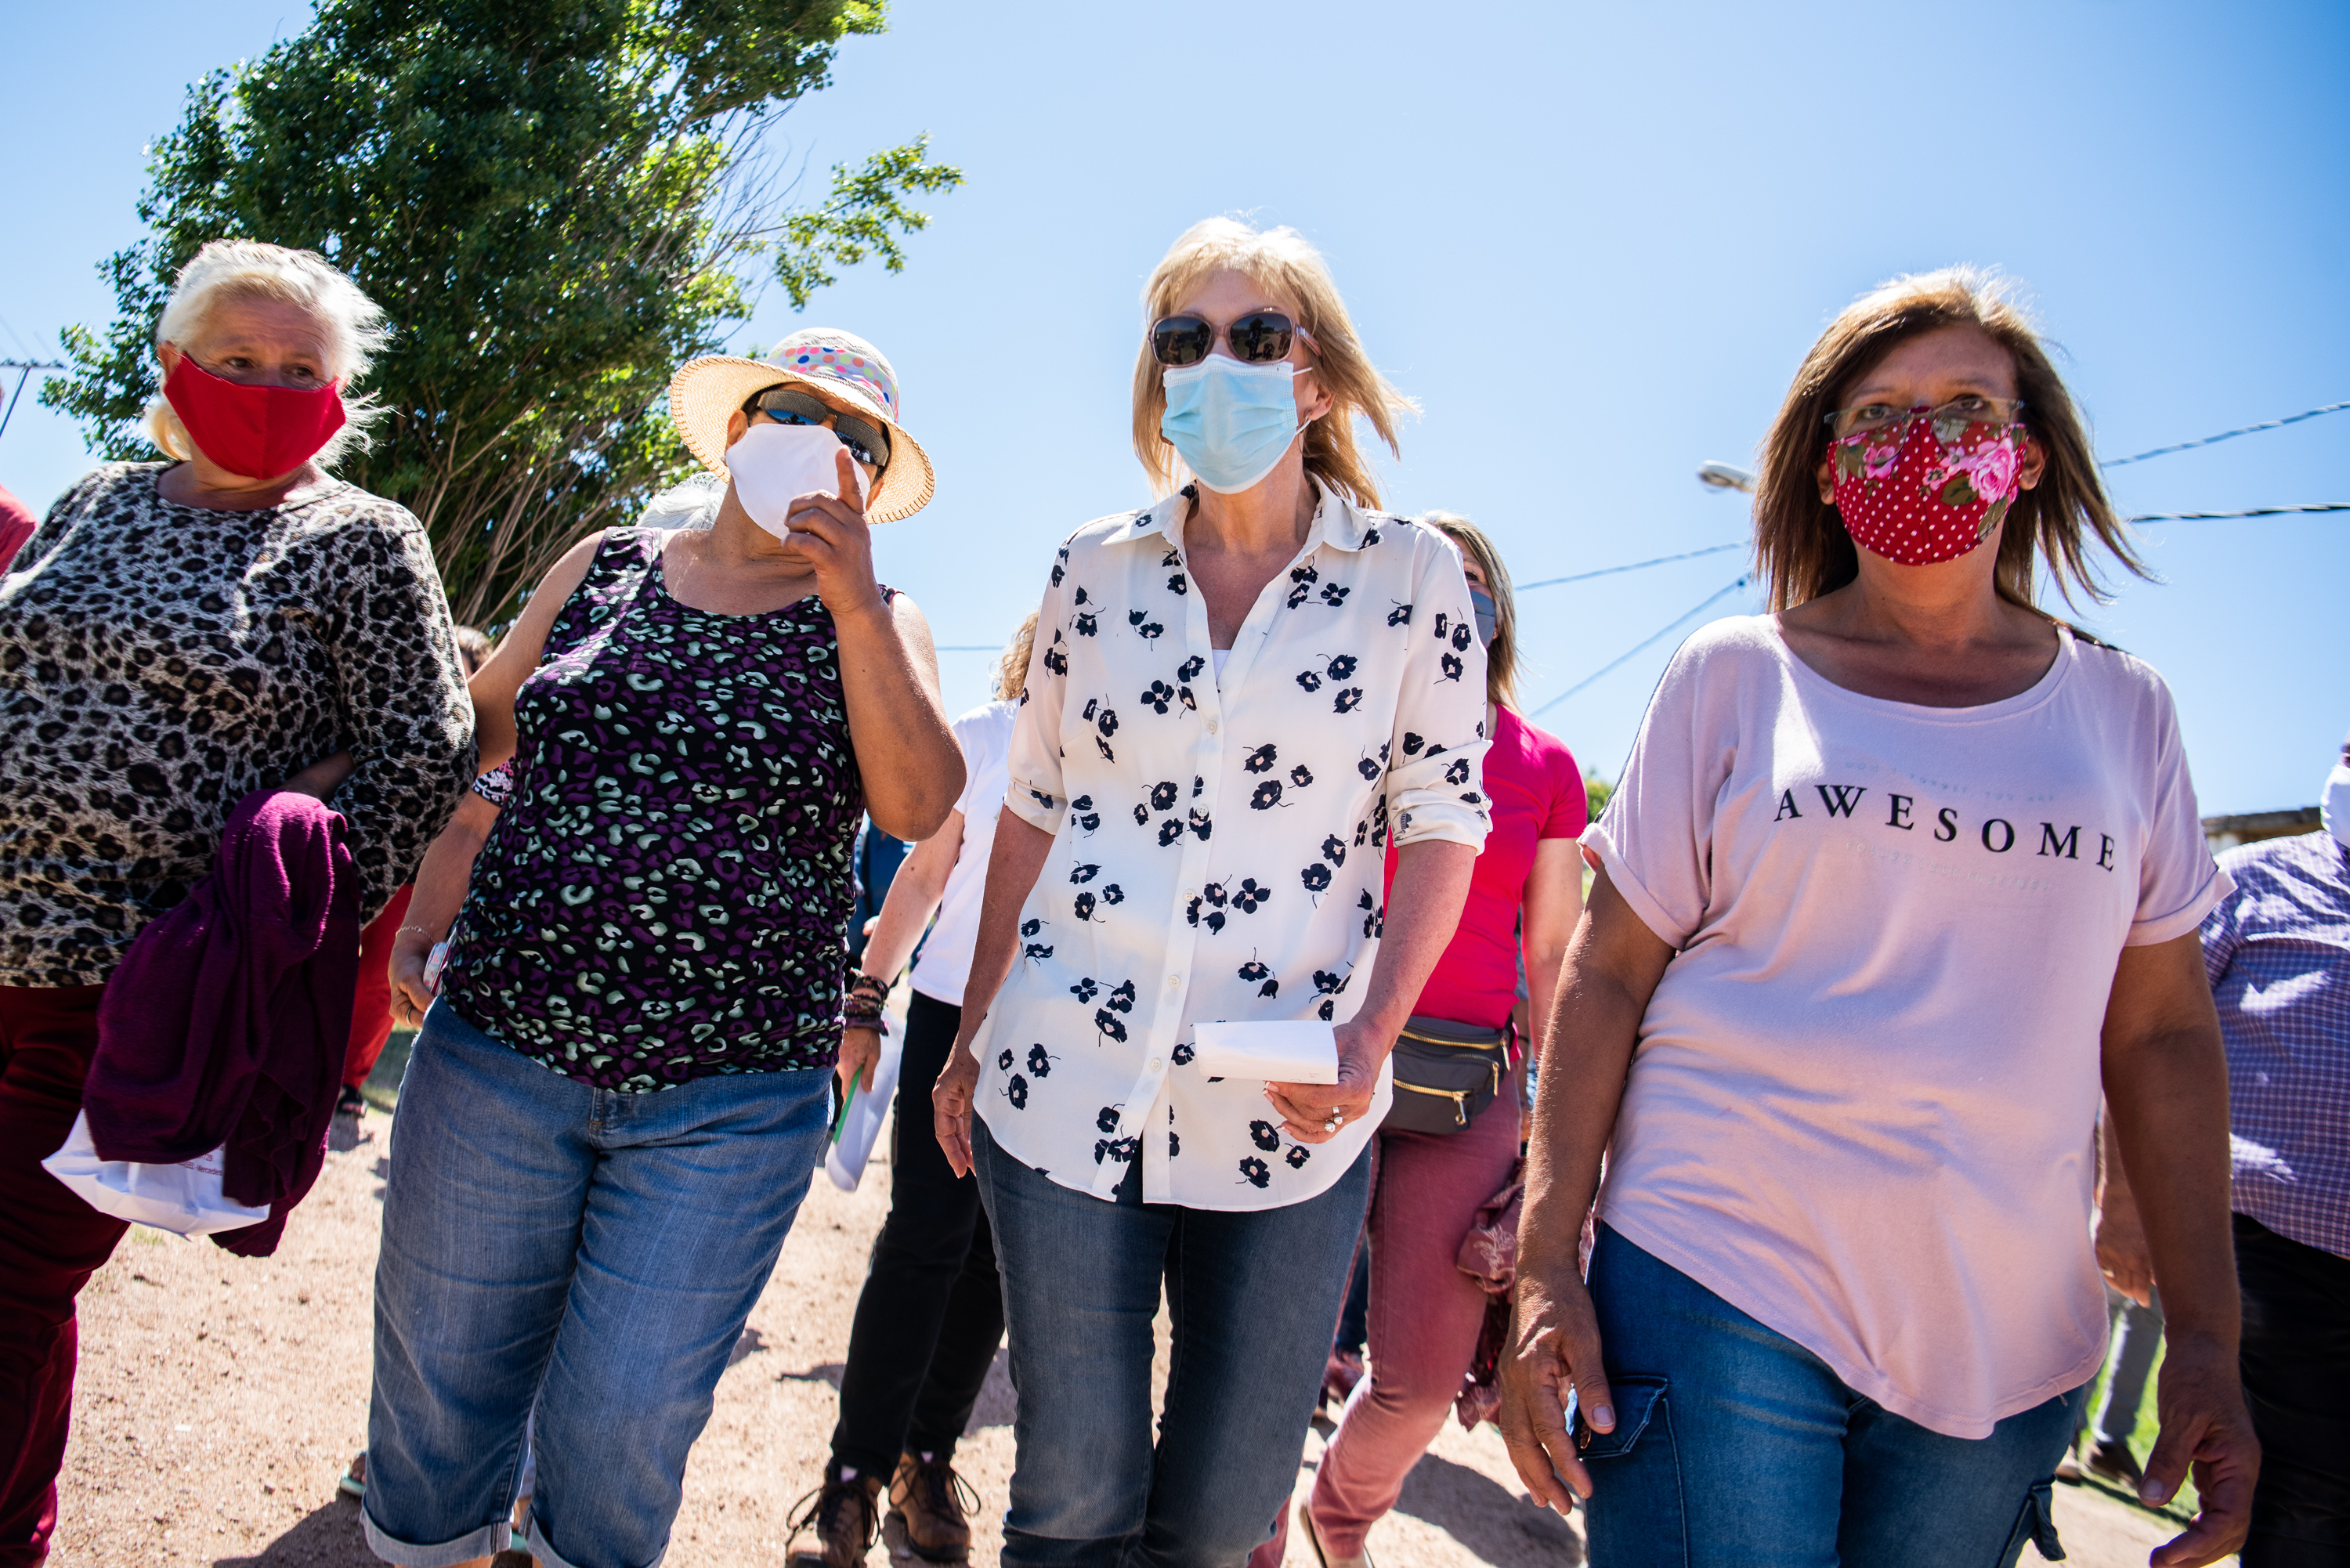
<box><xmin>1578</xmin><ymin>632</ymin><xmax>1724</xmax><ymax>950</ymax></box>
<box><xmin>324</xmin><ymin>505</ymin><xmax>479</xmax><ymax>920</ymax></box>
<box><xmin>1385</xmin><ymin>538</ymin><xmax>1491</xmax><ymax>852</ymax></box>
<box><xmin>1002</xmin><ymin>549</ymin><xmax>1072</xmax><ymax>835</ymax></box>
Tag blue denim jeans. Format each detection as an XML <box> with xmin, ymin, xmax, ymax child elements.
<box><xmin>972</xmin><ymin>1115</ymin><xmax>1372</xmax><ymax>1568</ymax></box>
<box><xmin>363</xmin><ymin>1003</ymin><xmax>829</xmax><ymax>1568</ymax></box>
<box><xmin>1583</xmin><ymin>1226</ymin><xmax>2085</xmax><ymax>1568</ymax></box>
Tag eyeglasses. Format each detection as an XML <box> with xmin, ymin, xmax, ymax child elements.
<box><xmin>1149</xmin><ymin>311</ymin><xmax>1315</xmax><ymax>368</ymax></box>
<box><xmin>744</xmin><ymin>385</ymin><xmax>891</xmax><ymax>474</ymax></box>
<box><xmin>1824</xmin><ymin>395</ymin><xmax>2026</xmax><ymax>440</ymax></box>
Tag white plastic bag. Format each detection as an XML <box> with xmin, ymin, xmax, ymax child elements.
<box><xmin>825</xmin><ymin>1027</ymin><xmax>904</xmax><ymax>1193</ymax></box>
<box><xmin>41</xmin><ymin>1111</ymin><xmax>272</xmax><ymax>1237</ymax></box>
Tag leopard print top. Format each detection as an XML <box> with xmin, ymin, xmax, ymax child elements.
<box><xmin>0</xmin><ymin>463</ymin><xmax>478</xmax><ymax>986</ymax></box>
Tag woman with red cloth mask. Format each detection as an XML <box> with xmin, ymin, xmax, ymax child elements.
<box><xmin>0</xmin><ymin>239</ymin><xmax>474</xmax><ymax>1563</ymax></box>
<box><xmin>1499</xmin><ymin>267</ymin><xmax>2260</xmax><ymax>1568</ymax></box>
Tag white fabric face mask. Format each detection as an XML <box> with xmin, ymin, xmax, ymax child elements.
<box><xmin>2322</xmin><ymin>762</ymin><xmax>2350</xmax><ymax>847</ymax></box>
<box><xmin>724</xmin><ymin>420</ymin><xmax>869</xmax><ymax>538</ymax></box>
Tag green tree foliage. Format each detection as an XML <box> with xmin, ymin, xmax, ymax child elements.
<box><xmin>1585</xmin><ymin>772</ymin><xmax>1613</xmax><ymax>824</ymax></box>
<box><xmin>45</xmin><ymin>0</ymin><xmax>960</xmax><ymax>624</ymax></box>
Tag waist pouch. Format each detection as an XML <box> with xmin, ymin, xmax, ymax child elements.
<box><xmin>1386</xmin><ymin>1014</ymin><xmax>1510</xmax><ymax>1135</ymax></box>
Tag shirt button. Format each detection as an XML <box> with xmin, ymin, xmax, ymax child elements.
<box><xmin>1166</xmin><ymin>974</ymin><xmax>1182</xmax><ymax>991</ymax></box>
<box><xmin>1206</xmin><ymin>718</ymin><xmax>1219</xmax><ymax>734</ymax></box>
<box><xmin>1148</xmin><ymin>1057</ymin><xmax>1165</xmax><ymax>1072</ymax></box>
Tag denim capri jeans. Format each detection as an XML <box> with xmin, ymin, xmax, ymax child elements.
<box><xmin>363</xmin><ymin>1002</ymin><xmax>830</xmax><ymax>1568</ymax></box>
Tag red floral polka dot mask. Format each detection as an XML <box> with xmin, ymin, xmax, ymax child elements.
<box><xmin>1828</xmin><ymin>408</ymin><xmax>2028</xmax><ymax>565</ymax></box>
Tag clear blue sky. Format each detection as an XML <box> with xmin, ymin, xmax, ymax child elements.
<box><xmin>4</xmin><ymin>2</ymin><xmax>2344</xmax><ymax>815</ymax></box>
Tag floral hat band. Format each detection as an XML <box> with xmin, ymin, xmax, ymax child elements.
<box><xmin>773</xmin><ymin>334</ymin><xmax>900</xmax><ymax>419</ymax></box>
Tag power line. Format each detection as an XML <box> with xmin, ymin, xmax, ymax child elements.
<box><xmin>1530</xmin><ymin>574</ymin><xmax>1753</xmax><ymax>718</ymax></box>
<box><xmin>2127</xmin><ymin>503</ymin><xmax>2349</xmax><ymax>522</ymax></box>
<box><xmin>0</xmin><ymin>361</ymin><xmax>63</xmax><ymax>444</ymax></box>
<box><xmin>2102</xmin><ymin>399</ymin><xmax>2350</xmax><ymax>467</ymax></box>
<box><xmin>1518</xmin><ymin>540</ymin><xmax>1746</xmax><ymax>591</ymax></box>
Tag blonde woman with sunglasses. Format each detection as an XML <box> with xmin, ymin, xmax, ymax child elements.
<box><xmin>931</xmin><ymin>218</ymin><xmax>1490</xmax><ymax>1567</ymax></box>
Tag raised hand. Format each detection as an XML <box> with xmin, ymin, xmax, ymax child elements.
<box><xmin>779</xmin><ymin>444</ymin><xmax>887</xmax><ymax>623</ymax></box>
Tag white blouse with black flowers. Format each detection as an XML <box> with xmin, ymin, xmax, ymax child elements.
<box><xmin>971</xmin><ymin>486</ymin><xmax>1491</xmax><ymax>1212</ymax></box>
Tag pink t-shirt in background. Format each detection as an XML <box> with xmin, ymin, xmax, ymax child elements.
<box><xmin>1586</xmin><ymin>616</ymin><xmax>2227</xmax><ymax>1439</ymax></box>
<box><xmin>1386</xmin><ymin>705</ymin><xmax>1585</xmax><ymax>1032</ymax></box>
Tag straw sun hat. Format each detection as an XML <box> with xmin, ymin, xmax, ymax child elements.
<box><xmin>669</xmin><ymin>328</ymin><xmax>935</xmax><ymax>524</ymax></box>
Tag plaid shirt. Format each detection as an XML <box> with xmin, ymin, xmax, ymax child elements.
<box><xmin>2204</xmin><ymin>830</ymin><xmax>2350</xmax><ymax>1259</ymax></box>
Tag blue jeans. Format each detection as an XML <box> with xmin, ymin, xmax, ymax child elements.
<box><xmin>363</xmin><ymin>1003</ymin><xmax>829</xmax><ymax>1568</ymax></box>
<box><xmin>1583</xmin><ymin>1226</ymin><xmax>2085</xmax><ymax>1568</ymax></box>
<box><xmin>972</xmin><ymin>1115</ymin><xmax>1371</xmax><ymax>1568</ymax></box>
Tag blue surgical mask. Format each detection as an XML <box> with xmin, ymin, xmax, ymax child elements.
<box><xmin>1470</xmin><ymin>587</ymin><xmax>1498</xmax><ymax>649</ymax></box>
<box><xmin>1159</xmin><ymin>356</ymin><xmax>1303</xmax><ymax>494</ymax></box>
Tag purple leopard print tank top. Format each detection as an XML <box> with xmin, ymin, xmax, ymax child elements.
<box><xmin>440</xmin><ymin>528</ymin><xmax>878</xmax><ymax>1089</ymax></box>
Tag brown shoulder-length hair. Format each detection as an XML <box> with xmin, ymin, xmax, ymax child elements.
<box><xmin>1131</xmin><ymin>218</ymin><xmax>1415</xmax><ymax>509</ymax></box>
<box><xmin>1752</xmin><ymin>266</ymin><xmax>2145</xmax><ymax>613</ymax></box>
<box><xmin>1419</xmin><ymin>511</ymin><xmax>1519</xmax><ymax>710</ymax></box>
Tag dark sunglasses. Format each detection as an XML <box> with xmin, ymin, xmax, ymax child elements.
<box><xmin>1149</xmin><ymin>310</ymin><xmax>1307</xmax><ymax>368</ymax></box>
<box><xmin>743</xmin><ymin>385</ymin><xmax>891</xmax><ymax>474</ymax></box>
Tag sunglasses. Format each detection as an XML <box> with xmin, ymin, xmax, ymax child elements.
<box><xmin>1149</xmin><ymin>311</ymin><xmax>1313</xmax><ymax>368</ymax></box>
<box><xmin>744</xmin><ymin>385</ymin><xmax>891</xmax><ymax>474</ymax></box>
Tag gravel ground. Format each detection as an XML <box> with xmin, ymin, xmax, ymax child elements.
<box><xmin>51</xmin><ymin>1102</ymin><xmax>2213</xmax><ymax>1566</ymax></box>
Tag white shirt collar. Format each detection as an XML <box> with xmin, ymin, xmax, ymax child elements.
<box><xmin>1115</xmin><ymin>482</ymin><xmax>1383</xmax><ymax>556</ymax></box>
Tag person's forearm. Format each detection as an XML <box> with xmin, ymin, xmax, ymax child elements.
<box><xmin>2105</xmin><ymin>1022</ymin><xmax>2237</xmax><ymax>1340</ymax></box>
<box><xmin>950</xmin><ymin>811</ymin><xmax>1056</xmax><ymax>1052</ymax></box>
<box><xmin>1520</xmin><ymin>963</ymin><xmax>1645</xmax><ymax>1266</ymax></box>
<box><xmin>1525</xmin><ymin>942</ymin><xmax>1567</xmax><ymax>1058</ymax></box>
<box><xmin>400</xmin><ymin>796</ymin><xmax>496</xmax><ymax>947</ymax></box>
<box><xmin>1519</xmin><ymin>880</ymin><xmax>1670</xmax><ymax>1273</ymax></box>
<box><xmin>857</xmin><ymin>837</ymin><xmax>956</xmax><ymax>986</ymax></box>
<box><xmin>1357</xmin><ymin>839</ymin><xmax>1477</xmax><ymax>1040</ymax></box>
<box><xmin>838</xmin><ymin>600</ymin><xmax>962</xmax><ymax>839</ymax></box>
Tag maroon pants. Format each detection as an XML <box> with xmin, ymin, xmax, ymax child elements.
<box><xmin>342</xmin><ymin>883</ymin><xmax>413</xmax><ymax>1093</ymax></box>
<box><xmin>0</xmin><ymin>985</ymin><xmax>127</xmax><ymax>1566</ymax></box>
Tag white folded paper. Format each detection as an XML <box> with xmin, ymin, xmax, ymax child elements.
<box><xmin>1188</xmin><ymin>1020</ymin><xmax>1340</xmax><ymax>1084</ymax></box>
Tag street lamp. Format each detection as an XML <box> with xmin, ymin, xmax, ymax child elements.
<box><xmin>1697</xmin><ymin>461</ymin><xmax>1755</xmax><ymax>494</ymax></box>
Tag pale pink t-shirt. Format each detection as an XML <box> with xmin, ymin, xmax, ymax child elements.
<box><xmin>1587</xmin><ymin>616</ymin><xmax>2228</xmax><ymax>1438</ymax></box>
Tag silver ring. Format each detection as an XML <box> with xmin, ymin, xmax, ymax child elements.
<box><xmin>1325</xmin><ymin>1112</ymin><xmax>1344</xmax><ymax>1132</ymax></box>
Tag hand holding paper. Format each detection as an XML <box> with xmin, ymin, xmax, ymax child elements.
<box><xmin>1188</xmin><ymin>1020</ymin><xmax>1340</xmax><ymax>1084</ymax></box>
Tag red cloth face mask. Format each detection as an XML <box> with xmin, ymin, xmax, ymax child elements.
<box><xmin>163</xmin><ymin>355</ymin><xmax>346</xmax><ymax>479</ymax></box>
<box><xmin>1828</xmin><ymin>410</ymin><xmax>2028</xmax><ymax>565</ymax></box>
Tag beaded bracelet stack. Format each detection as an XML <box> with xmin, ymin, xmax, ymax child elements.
<box><xmin>844</xmin><ymin>971</ymin><xmax>891</xmax><ymax>1035</ymax></box>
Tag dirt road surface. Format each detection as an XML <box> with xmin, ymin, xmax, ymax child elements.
<box><xmin>52</xmin><ymin>1108</ymin><xmax>2209</xmax><ymax>1566</ymax></box>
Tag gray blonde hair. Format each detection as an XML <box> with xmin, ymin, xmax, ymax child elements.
<box><xmin>149</xmin><ymin>240</ymin><xmax>389</xmax><ymax>468</ymax></box>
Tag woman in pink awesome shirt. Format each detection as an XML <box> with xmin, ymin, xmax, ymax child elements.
<box><xmin>1256</xmin><ymin>513</ymin><xmax>1588</xmax><ymax>1568</ymax></box>
<box><xmin>1499</xmin><ymin>269</ymin><xmax>2260</xmax><ymax>1568</ymax></box>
